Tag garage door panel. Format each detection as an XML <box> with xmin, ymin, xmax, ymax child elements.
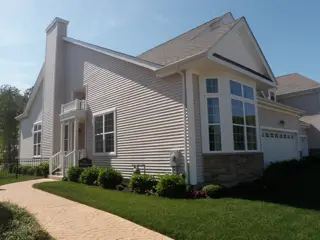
<box><xmin>262</xmin><ymin>130</ymin><xmax>299</xmax><ymax>165</ymax></box>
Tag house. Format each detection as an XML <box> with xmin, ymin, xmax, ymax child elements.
<box><xmin>276</xmin><ymin>73</ymin><xmax>320</xmax><ymax>156</ymax></box>
<box><xmin>16</xmin><ymin>13</ymin><xmax>305</xmax><ymax>186</ymax></box>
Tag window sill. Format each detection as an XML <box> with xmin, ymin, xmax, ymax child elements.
<box><xmin>203</xmin><ymin>151</ymin><xmax>262</xmax><ymax>156</ymax></box>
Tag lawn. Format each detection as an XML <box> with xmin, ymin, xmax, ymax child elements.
<box><xmin>0</xmin><ymin>202</ymin><xmax>51</xmax><ymax>239</ymax></box>
<box><xmin>0</xmin><ymin>175</ymin><xmax>41</xmax><ymax>186</ymax></box>
<box><xmin>34</xmin><ymin>181</ymin><xmax>320</xmax><ymax>240</ymax></box>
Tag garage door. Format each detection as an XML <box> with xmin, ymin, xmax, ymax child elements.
<box><xmin>261</xmin><ymin>130</ymin><xmax>299</xmax><ymax>165</ymax></box>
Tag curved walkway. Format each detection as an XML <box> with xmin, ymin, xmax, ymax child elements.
<box><xmin>0</xmin><ymin>179</ymin><xmax>172</xmax><ymax>240</ymax></box>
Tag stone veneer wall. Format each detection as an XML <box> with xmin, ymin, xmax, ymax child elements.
<box><xmin>203</xmin><ymin>153</ymin><xmax>264</xmax><ymax>187</ymax></box>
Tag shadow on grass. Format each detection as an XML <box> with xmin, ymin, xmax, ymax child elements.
<box><xmin>218</xmin><ymin>158</ymin><xmax>320</xmax><ymax>211</ymax></box>
<box><xmin>0</xmin><ymin>203</ymin><xmax>13</xmax><ymax>227</ymax></box>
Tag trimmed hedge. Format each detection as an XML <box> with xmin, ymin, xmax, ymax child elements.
<box><xmin>79</xmin><ymin>166</ymin><xmax>101</xmax><ymax>185</ymax></box>
<box><xmin>155</xmin><ymin>174</ymin><xmax>187</xmax><ymax>198</ymax></box>
<box><xmin>67</xmin><ymin>166</ymin><xmax>84</xmax><ymax>182</ymax></box>
<box><xmin>129</xmin><ymin>174</ymin><xmax>157</xmax><ymax>194</ymax></box>
<box><xmin>98</xmin><ymin>168</ymin><xmax>123</xmax><ymax>189</ymax></box>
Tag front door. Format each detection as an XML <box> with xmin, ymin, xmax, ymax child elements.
<box><xmin>64</xmin><ymin>123</ymin><xmax>70</xmax><ymax>153</ymax></box>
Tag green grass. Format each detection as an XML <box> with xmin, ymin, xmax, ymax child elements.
<box><xmin>0</xmin><ymin>175</ymin><xmax>41</xmax><ymax>186</ymax></box>
<box><xmin>34</xmin><ymin>181</ymin><xmax>320</xmax><ymax>240</ymax></box>
<box><xmin>0</xmin><ymin>202</ymin><xmax>51</xmax><ymax>239</ymax></box>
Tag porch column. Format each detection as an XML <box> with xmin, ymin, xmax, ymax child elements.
<box><xmin>74</xmin><ymin>117</ymin><xmax>79</xmax><ymax>166</ymax></box>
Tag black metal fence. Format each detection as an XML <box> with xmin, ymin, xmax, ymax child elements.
<box><xmin>0</xmin><ymin>158</ymin><xmax>49</xmax><ymax>179</ymax></box>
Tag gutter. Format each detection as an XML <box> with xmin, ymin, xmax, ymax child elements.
<box><xmin>178</xmin><ymin>69</ymin><xmax>190</xmax><ymax>185</ymax></box>
<box><xmin>258</xmin><ymin>97</ymin><xmax>304</xmax><ymax>116</ymax></box>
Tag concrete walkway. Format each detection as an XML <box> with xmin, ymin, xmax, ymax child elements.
<box><xmin>0</xmin><ymin>179</ymin><xmax>172</xmax><ymax>240</ymax></box>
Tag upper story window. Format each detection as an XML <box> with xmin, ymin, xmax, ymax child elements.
<box><xmin>268</xmin><ymin>90</ymin><xmax>276</xmax><ymax>101</ymax></box>
<box><xmin>230</xmin><ymin>80</ymin><xmax>257</xmax><ymax>151</ymax></box>
<box><xmin>33</xmin><ymin>122</ymin><xmax>42</xmax><ymax>157</ymax></box>
<box><xmin>93</xmin><ymin>108</ymin><xmax>116</xmax><ymax>155</ymax></box>
<box><xmin>205</xmin><ymin>78</ymin><xmax>221</xmax><ymax>151</ymax></box>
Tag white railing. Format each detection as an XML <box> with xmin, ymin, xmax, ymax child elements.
<box><xmin>50</xmin><ymin>152</ymin><xmax>61</xmax><ymax>174</ymax></box>
<box><xmin>64</xmin><ymin>151</ymin><xmax>75</xmax><ymax>176</ymax></box>
<box><xmin>61</xmin><ymin>99</ymin><xmax>86</xmax><ymax>114</ymax></box>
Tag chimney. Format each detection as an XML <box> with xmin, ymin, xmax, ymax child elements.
<box><xmin>42</xmin><ymin>17</ymin><xmax>69</xmax><ymax>157</ymax></box>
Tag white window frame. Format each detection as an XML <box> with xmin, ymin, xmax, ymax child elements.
<box><xmin>201</xmin><ymin>77</ymin><xmax>223</xmax><ymax>153</ymax></box>
<box><xmin>92</xmin><ymin>107</ymin><xmax>117</xmax><ymax>156</ymax></box>
<box><xmin>33</xmin><ymin>121</ymin><xmax>42</xmax><ymax>158</ymax></box>
<box><xmin>230</xmin><ymin>80</ymin><xmax>258</xmax><ymax>152</ymax></box>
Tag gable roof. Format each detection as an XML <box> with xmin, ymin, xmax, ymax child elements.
<box><xmin>137</xmin><ymin>12</ymin><xmax>237</xmax><ymax>66</ymax></box>
<box><xmin>276</xmin><ymin>73</ymin><xmax>320</xmax><ymax>95</ymax></box>
<box><xmin>63</xmin><ymin>37</ymin><xmax>161</xmax><ymax>70</ymax></box>
<box><xmin>15</xmin><ymin>63</ymin><xmax>45</xmax><ymax>121</ymax></box>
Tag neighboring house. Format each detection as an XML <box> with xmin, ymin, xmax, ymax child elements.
<box><xmin>277</xmin><ymin>73</ymin><xmax>320</xmax><ymax>156</ymax></box>
<box><xmin>16</xmin><ymin>13</ymin><xmax>305</xmax><ymax>187</ymax></box>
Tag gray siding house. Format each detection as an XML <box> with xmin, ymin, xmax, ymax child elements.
<box><xmin>16</xmin><ymin>13</ymin><xmax>305</xmax><ymax>186</ymax></box>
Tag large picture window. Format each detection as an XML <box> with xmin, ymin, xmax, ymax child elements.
<box><xmin>205</xmin><ymin>78</ymin><xmax>221</xmax><ymax>151</ymax></box>
<box><xmin>93</xmin><ymin>108</ymin><xmax>116</xmax><ymax>155</ymax></box>
<box><xmin>230</xmin><ymin>80</ymin><xmax>257</xmax><ymax>151</ymax></box>
<box><xmin>33</xmin><ymin>122</ymin><xmax>42</xmax><ymax>157</ymax></box>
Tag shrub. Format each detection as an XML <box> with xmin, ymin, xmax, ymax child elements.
<box><xmin>155</xmin><ymin>174</ymin><xmax>187</xmax><ymax>198</ymax></box>
<box><xmin>38</xmin><ymin>162</ymin><xmax>49</xmax><ymax>177</ymax></box>
<box><xmin>27</xmin><ymin>167</ymin><xmax>35</xmax><ymax>176</ymax></box>
<box><xmin>190</xmin><ymin>190</ymin><xmax>206</xmax><ymax>199</ymax></box>
<box><xmin>98</xmin><ymin>168</ymin><xmax>123</xmax><ymax>189</ymax></box>
<box><xmin>21</xmin><ymin>166</ymin><xmax>33</xmax><ymax>175</ymax></box>
<box><xmin>79</xmin><ymin>166</ymin><xmax>101</xmax><ymax>185</ymax></box>
<box><xmin>129</xmin><ymin>174</ymin><xmax>157</xmax><ymax>194</ymax></box>
<box><xmin>202</xmin><ymin>184</ymin><xmax>222</xmax><ymax>198</ymax></box>
<box><xmin>67</xmin><ymin>166</ymin><xmax>84</xmax><ymax>182</ymax></box>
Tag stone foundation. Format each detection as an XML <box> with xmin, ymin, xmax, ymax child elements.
<box><xmin>203</xmin><ymin>152</ymin><xmax>264</xmax><ymax>187</ymax></box>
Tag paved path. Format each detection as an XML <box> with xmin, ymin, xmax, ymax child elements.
<box><xmin>0</xmin><ymin>179</ymin><xmax>172</xmax><ymax>240</ymax></box>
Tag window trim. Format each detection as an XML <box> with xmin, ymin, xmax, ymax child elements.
<box><xmin>230</xmin><ymin>80</ymin><xmax>258</xmax><ymax>152</ymax></box>
<box><xmin>92</xmin><ymin>107</ymin><xmax>117</xmax><ymax>156</ymax></box>
<box><xmin>32</xmin><ymin>121</ymin><xmax>42</xmax><ymax>158</ymax></box>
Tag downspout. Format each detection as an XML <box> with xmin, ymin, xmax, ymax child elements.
<box><xmin>178</xmin><ymin>69</ymin><xmax>190</xmax><ymax>185</ymax></box>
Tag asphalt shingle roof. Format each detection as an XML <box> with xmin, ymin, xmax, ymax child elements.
<box><xmin>276</xmin><ymin>73</ymin><xmax>320</xmax><ymax>95</ymax></box>
<box><xmin>137</xmin><ymin>13</ymin><xmax>237</xmax><ymax>66</ymax></box>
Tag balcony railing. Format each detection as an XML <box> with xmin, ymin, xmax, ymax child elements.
<box><xmin>61</xmin><ymin>99</ymin><xmax>86</xmax><ymax>114</ymax></box>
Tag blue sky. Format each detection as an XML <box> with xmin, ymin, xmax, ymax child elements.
<box><xmin>1</xmin><ymin>0</ymin><xmax>320</xmax><ymax>90</ymax></box>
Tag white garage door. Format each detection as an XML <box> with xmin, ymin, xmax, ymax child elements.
<box><xmin>262</xmin><ymin>130</ymin><xmax>299</xmax><ymax>165</ymax></box>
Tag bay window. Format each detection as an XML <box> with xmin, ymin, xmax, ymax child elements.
<box><xmin>33</xmin><ymin>122</ymin><xmax>42</xmax><ymax>157</ymax></box>
<box><xmin>93</xmin><ymin>108</ymin><xmax>116</xmax><ymax>155</ymax></box>
<box><xmin>230</xmin><ymin>80</ymin><xmax>257</xmax><ymax>151</ymax></box>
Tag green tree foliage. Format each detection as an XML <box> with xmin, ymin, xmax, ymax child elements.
<box><xmin>0</xmin><ymin>85</ymin><xmax>31</xmax><ymax>162</ymax></box>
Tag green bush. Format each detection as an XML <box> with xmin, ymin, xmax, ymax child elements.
<box><xmin>21</xmin><ymin>166</ymin><xmax>33</xmax><ymax>175</ymax></box>
<box><xmin>202</xmin><ymin>184</ymin><xmax>222</xmax><ymax>198</ymax></box>
<box><xmin>79</xmin><ymin>166</ymin><xmax>101</xmax><ymax>185</ymax></box>
<box><xmin>67</xmin><ymin>166</ymin><xmax>84</xmax><ymax>182</ymax></box>
<box><xmin>38</xmin><ymin>162</ymin><xmax>49</xmax><ymax>177</ymax></box>
<box><xmin>155</xmin><ymin>174</ymin><xmax>187</xmax><ymax>198</ymax></box>
<box><xmin>98</xmin><ymin>168</ymin><xmax>123</xmax><ymax>189</ymax></box>
<box><xmin>129</xmin><ymin>174</ymin><xmax>157</xmax><ymax>194</ymax></box>
<box><xmin>262</xmin><ymin>160</ymin><xmax>299</xmax><ymax>188</ymax></box>
<box><xmin>27</xmin><ymin>167</ymin><xmax>35</xmax><ymax>176</ymax></box>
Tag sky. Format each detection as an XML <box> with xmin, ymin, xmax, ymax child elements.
<box><xmin>1</xmin><ymin>0</ymin><xmax>320</xmax><ymax>90</ymax></box>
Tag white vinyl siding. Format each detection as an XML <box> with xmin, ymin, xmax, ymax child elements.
<box><xmin>65</xmin><ymin>43</ymin><xmax>185</xmax><ymax>178</ymax></box>
<box><xmin>19</xmin><ymin>82</ymin><xmax>43</xmax><ymax>159</ymax></box>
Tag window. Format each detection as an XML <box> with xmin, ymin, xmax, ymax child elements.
<box><xmin>207</xmin><ymin>98</ymin><xmax>221</xmax><ymax>151</ymax></box>
<box><xmin>33</xmin><ymin>122</ymin><xmax>42</xmax><ymax>157</ymax></box>
<box><xmin>230</xmin><ymin>80</ymin><xmax>257</xmax><ymax>151</ymax></box>
<box><xmin>206</xmin><ymin>79</ymin><xmax>218</xmax><ymax>93</ymax></box>
<box><xmin>205</xmin><ymin>78</ymin><xmax>221</xmax><ymax>151</ymax></box>
<box><xmin>268</xmin><ymin>90</ymin><xmax>276</xmax><ymax>101</ymax></box>
<box><xmin>93</xmin><ymin>108</ymin><xmax>116</xmax><ymax>155</ymax></box>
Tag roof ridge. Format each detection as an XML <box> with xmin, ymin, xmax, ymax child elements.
<box><xmin>137</xmin><ymin>12</ymin><xmax>230</xmax><ymax>57</ymax></box>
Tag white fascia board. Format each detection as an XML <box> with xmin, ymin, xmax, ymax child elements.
<box><xmin>63</xmin><ymin>37</ymin><xmax>161</xmax><ymax>71</ymax></box>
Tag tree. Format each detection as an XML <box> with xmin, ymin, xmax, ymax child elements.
<box><xmin>0</xmin><ymin>85</ymin><xmax>28</xmax><ymax>162</ymax></box>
